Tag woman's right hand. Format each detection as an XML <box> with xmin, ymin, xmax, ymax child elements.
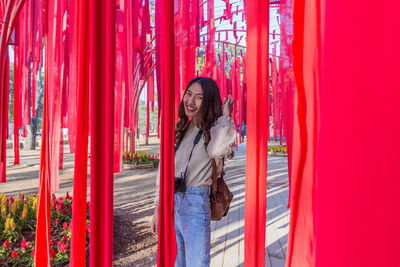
<box><xmin>151</xmin><ymin>205</ymin><xmax>159</xmax><ymax>235</ymax></box>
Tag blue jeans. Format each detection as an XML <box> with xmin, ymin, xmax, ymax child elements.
<box><xmin>174</xmin><ymin>186</ymin><xmax>211</xmax><ymax>267</ymax></box>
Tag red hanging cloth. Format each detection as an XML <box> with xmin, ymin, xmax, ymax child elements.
<box><xmin>89</xmin><ymin>0</ymin><xmax>115</xmax><ymax>265</ymax></box>
<box><xmin>272</xmin><ymin>44</ymin><xmax>278</xmax><ymax>141</ymax></box>
<box><xmin>34</xmin><ymin>0</ymin><xmax>51</xmax><ymax>261</ymax></box>
<box><xmin>285</xmin><ymin>0</ymin><xmax>319</xmax><ymax>265</ymax></box>
<box><xmin>315</xmin><ymin>1</ymin><xmax>400</xmax><ymax>267</ymax></box>
<box><xmin>13</xmin><ymin>43</ymin><xmax>20</xmax><ymax>165</ymax></box>
<box><xmin>279</xmin><ymin>0</ymin><xmax>295</xmax><ymax>210</ymax></box>
<box><xmin>205</xmin><ymin>0</ymin><xmax>217</xmax><ymax>80</ymax></box>
<box><xmin>113</xmin><ymin>5</ymin><xmax>126</xmax><ymax>174</ymax></box>
<box><xmin>48</xmin><ymin>0</ymin><xmax>68</xmax><ymax>192</ymax></box>
<box><xmin>68</xmin><ymin>0</ymin><xmax>77</xmax><ymax>153</ymax></box>
<box><xmin>69</xmin><ymin>0</ymin><xmax>90</xmax><ymax>264</ymax></box>
<box><xmin>0</xmin><ymin>54</ymin><xmax>9</xmax><ymax>181</ymax></box>
<box><xmin>156</xmin><ymin>0</ymin><xmax>176</xmax><ymax>266</ymax></box>
<box><xmin>244</xmin><ymin>0</ymin><xmax>269</xmax><ymax>266</ymax></box>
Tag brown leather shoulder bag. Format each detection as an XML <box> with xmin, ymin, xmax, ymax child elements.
<box><xmin>210</xmin><ymin>158</ymin><xmax>233</xmax><ymax>221</ymax></box>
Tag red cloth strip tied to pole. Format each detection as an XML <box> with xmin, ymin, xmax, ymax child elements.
<box><xmin>155</xmin><ymin>0</ymin><xmax>176</xmax><ymax>266</ymax></box>
<box><xmin>244</xmin><ymin>0</ymin><xmax>269</xmax><ymax>266</ymax></box>
<box><xmin>34</xmin><ymin>0</ymin><xmax>51</xmax><ymax>263</ymax></box>
<box><xmin>69</xmin><ymin>0</ymin><xmax>89</xmax><ymax>265</ymax></box>
<box><xmin>89</xmin><ymin>0</ymin><xmax>115</xmax><ymax>265</ymax></box>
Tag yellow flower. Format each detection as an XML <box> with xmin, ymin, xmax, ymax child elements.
<box><xmin>10</xmin><ymin>200</ymin><xmax>18</xmax><ymax>215</ymax></box>
<box><xmin>5</xmin><ymin>217</ymin><xmax>11</xmax><ymax>230</ymax></box>
<box><xmin>0</xmin><ymin>193</ymin><xmax>5</xmax><ymax>203</ymax></box>
<box><xmin>21</xmin><ymin>203</ymin><xmax>28</xmax><ymax>219</ymax></box>
<box><xmin>10</xmin><ymin>218</ymin><xmax>15</xmax><ymax>229</ymax></box>
<box><xmin>32</xmin><ymin>198</ymin><xmax>38</xmax><ymax>213</ymax></box>
<box><xmin>1</xmin><ymin>204</ymin><xmax>6</xmax><ymax>218</ymax></box>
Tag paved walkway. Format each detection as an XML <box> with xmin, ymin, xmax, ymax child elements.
<box><xmin>0</xmin><ymin>137</ymin><xmax>289</xmax><ymax>267</ymax></box>
<box><xmin>210</xmin><ymin>143</ymin><xmax>289</xmax><ymax>267</ymax></box>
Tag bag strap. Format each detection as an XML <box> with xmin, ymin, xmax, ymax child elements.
<box><xmin>211</xmin><ymin>157</ymin><xmax>225</xmax><ymax>194</ymax></box>
<box><xmin>178</xmin><ymin>129</ymin><xmax>203</xmax><ymax>183</ymax></box>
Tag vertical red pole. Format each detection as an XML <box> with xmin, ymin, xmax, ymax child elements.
<box><xmin>89</xmin><ymin>0</ymin><xmax>115</xmax><ymax>265</ymax></box>
<box><xmin>244</xmin><ymin>0</ymin><xmax>269</xmax><ymax>266</ymax></box>
<box><xmin>156</xmin><ymin>0</ymin><xmax>176</xmax><ymax>265</ymax></box>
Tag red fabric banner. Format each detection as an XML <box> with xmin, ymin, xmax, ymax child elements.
<box><xmin>113</xmin><ymin>4</ymin><xmax>126</xmax><ymax>174</ymax></box>
<box><xmin>205</xmin><ymin>0</ymin><xmax>217</xmax><ymax>80</ymax></box>
<box><xmin>285</xmin><ymin>0</ymin><xmax>319</xmax><ymax>265</ymax></box>
<box><xmin>34</xmin><ymin>0</ymin><xmax>51</xmax><ymax>261</ymax></box>
<box><xmin>32</xmin><ymin>62</ymin><xmax>38</xmax><ymax>117</ymax></box>
<box><xmin>271</xmin><ymin>44</ymin><xmax>278</xmax><ymax>141</ymax></box>
<box><xmin>156</xmin><ymin>0</ymin><xmax>176</xmax><ymax>265</ymax></box>
<box><xmin>67</xmin><ymin>0</ymin><xmax>77</xmax><ymax>153</ymax></box>
<box><xmin>0</xmin><ymin>55</ymin><xmax>9</xmax><ymax>181</ymax></box>
<box><xmin>174</xmin><ymin>0</ymin><xmax>198</xmax><ymax>120</ymax></box>
<box><xmin>13</xmin><ymin>44</ymin><xmax>20</xmax><ymax>165</ymax></box>
<box><xmin>70</xmin><ymin>0</ymin><xmax>90</xmax><ymax>264</ymax></box>
<box><xmin>48</xmin><ymin>0</ymin><xmax>68</xmax><ymax>192</ymax></box>
<box><xmin>315</xmin><ymin>1</ymin><xmax>400</xmax><ymax>267</ymax></box>
<box><xmin>89</xmin><ymin>0</ymin><xmax>115</xmax><ymax>265</ymax></box>
<box><xmin>244</xmin><ymin>0</ymin><xmax>268</xmax><ymax>266</ymax></box>
<box><xmin>19</xmin><ymin>4</ymin><xmax>30</xmax><ymax>131</ymax></box>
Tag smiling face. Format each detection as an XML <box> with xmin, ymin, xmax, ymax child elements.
<box><xmin>183</xmin><ymin>82</ymin><xmax>203</xmax><ymax>119</ymax></box>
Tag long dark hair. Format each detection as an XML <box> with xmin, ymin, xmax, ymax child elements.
<box><xmin>175</xmin><ymin>77</ymin><xmax>223</xmax><ymax>149</ymax></box>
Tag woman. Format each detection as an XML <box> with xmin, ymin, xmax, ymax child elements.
<box><xmin>152</xmin><ymin>77</ymin><xmax>236</xmax><ymax>267</ymax></box>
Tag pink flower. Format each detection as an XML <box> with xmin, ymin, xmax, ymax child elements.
<box><xmin>58</xmin><ymin>197</ymin><xmax>64</xmax><ymax>205</ymax></box>
<box><xmin>66</xmin><ymin>192</ymin><xmax>72</xmax><ymax>201</ymax></box>
<box><xmin>21</xmin><ymin>238</ymin><xmax>30</xmax><ymax>250</ymax></box>
<box><xmin>62</xmin><ymin>234</ymin><xmax>68</xmax><ymax>242</ymax></box>
<box><xmin>54</xmin><ymin>218</ymin><xmax>59</xmax><ymax>225</ymax></box>
<box><xmin>52</xmin><ymin>193</ymin><xmax>56</xmax><ymax>201</ymax></box>
<box><xmin>62</xmin><ymin>208</ymin><xmax>67</xmax><ymax>215</ymax></box>
<box><xmin>56</xmin><ymin>203</ymin><xmax>61</xmax><ymax>213</ymax></box>
<box><xmin>3</xmin><ymin>240</ymin><xmax>10</xmax><ymax>248</ymax></box>
<box><xmin>50</xmin><ymin>247</ymin><xmax>57</xmax><ymax>258</ymax></box>
<box><xmin>9</xmin><ymin>196</ymin><xmax>14</xmax><ymax>203</ymax></box>
<box><xmin>11</xmin><ymin>251</ymin><xmax>19</xmax><ymax>258</ymax></box>
<box><xmin>51</xmin><ymin>239</ymin><xmax>58</xmax><ymax>247</ymax></box>
<box><xmin>57</xmin><ymin>241</ymin><xmax>68</xmax><ymax>253</ymax></box>
<box><xmin>21</xmin><ymin>194</ymin><xmax>25</xmax><ymax>200</ymax></box>
<box><xmin>52</xmin><ymin>199</ymin><xmax>56</xmax><ymax>207</ymax></box>
<box><xmin>63</xmin><ymin>222</ymin><xmax>68</xmax><ymax>230</ymax></box>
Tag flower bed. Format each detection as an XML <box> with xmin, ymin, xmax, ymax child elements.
<box><xmin>0</xmin><ymin>192</ymin><xmax>89</xmax><ymax>266</ymax></box>
<box><xmin>122</xmin><ymin>151</ymin><xmax>160</xmax><ymax>169</ymax></box>
<box><xmin>267</xmin><ymin>145</ymin><xmax>287</xmax><ymax>157</ymax></box>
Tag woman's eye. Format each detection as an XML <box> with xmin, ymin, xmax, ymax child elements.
<box><xmin>197</xmin><ymin>96</ymin><xmax>202</xmax><ymax>100</ymax></box>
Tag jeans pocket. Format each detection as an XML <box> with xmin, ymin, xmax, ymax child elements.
<box><xmin>186</xmin><ymin>193</ymin><xmax>210</xmax><ymax>214</ymax></box>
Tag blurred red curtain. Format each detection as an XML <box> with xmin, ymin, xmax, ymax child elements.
<box><xmin>244</xmin><ymin>0</ymin><xmax>269</xmax><ymax>266</ymax></box>
<box><xmin>286</xmin><ymin>1</ymin><xmax>400</xmax><ymax>267</ymax></box>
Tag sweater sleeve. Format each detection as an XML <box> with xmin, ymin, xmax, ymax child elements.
<box><xmin>206</xmin><ymin>115</ymin><xmax>236</xmax><ymax>159</ymax></box>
